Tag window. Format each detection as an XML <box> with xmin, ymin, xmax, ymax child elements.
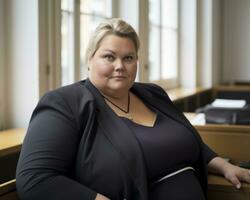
<box><xmin>80</xmin><ymin>0</ymin><xmax>112</xmax><ymax>80</ymax></box>
<box><xmin>61</xmin><ymin>0</ymin><xmax>112</xmax><ymax>86</ymax></box>
<box><xmin>61</xmin><ymin>0</ymin><xmax>74</xmax><ymax>86</ymax></box>
<box><xmin>60</xmin><ymin>0</ymin><xmax>179</xmax><ymax>88</ymax></box>
<box><xmin>148</xmin><ymin>0</ymin><xmax>179</xmax><ymax>88</ymax></box>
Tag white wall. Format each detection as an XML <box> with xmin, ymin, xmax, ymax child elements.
<box><xmin>6</xmin><ymin>0</ymin><xmax>39</xmax><ymax>128</ymax></box>
<box><xmin>196</xmin><ymin>0</ymin><xmax>222</xmax><ymax>87</ymax></box>
<box><xmin>0</xmin><ymin>0</ymin><xmax>6</xmax><ymax>130</ymax></box>
<box><xmin>223</xmin><ymin>0</ymin><xmax>250</xmax><ymax>83</ymax></box>
<box><xmin>180</xmin><ymin>0</ymin><xmax>222</xmax><ymax>88</ymax></box>
<box><xmin>197</xmin><ymin>0</ymin><xmax>212</xmax><ymax>87</ymax></box>
<box><xmin>211</xmin><ymin>0</ymin><xmax>222</xmax><ymax>85</ymax></box>
<box><xmin>179</xmin><ymin>0</ymin><xmax>197</xmax><ymax>88</ymax></box>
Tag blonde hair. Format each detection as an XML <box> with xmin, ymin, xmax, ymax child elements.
<box><xmin>85</xmin><ymin>18</ymin><xmax>140</xmax><ymax>64</ymax></box>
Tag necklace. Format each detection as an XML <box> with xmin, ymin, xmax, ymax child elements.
<box><xmin>103</xmin><ymin>93</ymin><xmax>133</xmax><ymax>120</ymax></box>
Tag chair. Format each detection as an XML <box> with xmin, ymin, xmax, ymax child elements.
<box><xmin>0</xmin><ymin>179</ymin><xmax>19</xmax><ymax>200</ymax></box>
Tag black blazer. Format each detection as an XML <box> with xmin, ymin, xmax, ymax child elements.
<box><xmin>16</xmin><ymin>79</ymin><xmax>215</xmax><ymax>200</ymax></box>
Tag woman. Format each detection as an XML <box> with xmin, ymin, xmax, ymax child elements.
<box><xmin>16</xmin><ymin>18</ymin><xmax>250</xmax><ymax>200</ymax></box>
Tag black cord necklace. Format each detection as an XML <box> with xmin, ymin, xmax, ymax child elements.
<box><xmin>103</xmin><ymin>93</ymin><xmax>133</xmax><ymax>120</ymax></box>
<box><xmin>103</xmin><ymin>93</ymin><xmax>130</xmax><ymax>113</ymax></box>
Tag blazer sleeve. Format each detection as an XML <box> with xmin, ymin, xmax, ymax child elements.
<box><xmin>16</xmin><ymin>91</ymin><xmax>97</xmax><ymax>200</ymax></box>
<box><xmin>202</xmin><ymin>142</ymin><xmax>218</xmax><ymax>163</ymax></box>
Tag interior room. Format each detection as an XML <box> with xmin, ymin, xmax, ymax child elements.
<box><xmin>0</xmin><ymin>0</ymin><xmax>250</xmax><ymax>199</ymax></box>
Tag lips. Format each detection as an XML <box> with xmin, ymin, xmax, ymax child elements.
<box><xmin>112</xmin><ymin>75</ymin><xmax>127</xmax><ymax>79</ymax></box>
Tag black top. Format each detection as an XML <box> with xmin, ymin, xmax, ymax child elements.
<box><xmin>121</xmin><ymin>111</ymin><xmax>201</xmax><ymax>181</ymax></box>
<box><xmin>121</xmin><ymin>111</ymin><xmax>215</xmax><ymax>199</ymax></box>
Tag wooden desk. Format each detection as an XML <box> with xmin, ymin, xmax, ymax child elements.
<box><xmin>0</xmin><ymin>129</ymin><xmax>26</xmax><ymax>157</ymax></box>
<box><xmin>168</xmin><ymin>85</ymin><xmax>250</xmax><ymax>112</ymax></box>
<box><xmin>214</xmin><ymin>85</ymin><xmax>250</xmax><ymax>92</ymax></box>
<box><xmin>195</xmin><ymin>124</ymin><xmax>250</xmax><ymax>162</ymax></box>
<box><xmin>208</xmin><ymin>175</ymin><xmax>250</xmax><ymax>200</ymax></box>
<box><xmin>184</xmin><ymin>113</ymin><xmax>250</xmax><ymax>199</ymax></box>
<box><xmin>168</xmin><ymin>87</ymin><xmax>210</xmax><ymax>102</ymax></box>
<box><xmin>185</xmin><ymin>112</ymin><xmax>250</xmax><ymax>162</ymax></box>
<box><xmin>167</xmin><ymin>87</ymin><xmax>212</xmax><ymax>112</ymax></box>
<box><xmin>213</xmin><ymin>85</ymin><xmax>250</xmax><ymax>103</ymax></box>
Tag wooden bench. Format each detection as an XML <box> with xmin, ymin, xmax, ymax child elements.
<box><xmin>0</xmin><ymin>129</ymin><xmax>26</xmax><ymax>184</ymax></box>
<box><xmin>0</xmin><ymin>179</ymin><xmax>19</xmax><ymax>200</ymax></box>
<box><xmin>0</xmin><ymin>129</ymin><xmax>26</xmax><ymax>157</ymax></box>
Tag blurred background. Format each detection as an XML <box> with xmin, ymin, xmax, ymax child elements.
<box><xmin>0</xmin><ymin>0</ymin><xmax>250</xmax><ymax>129</ymax></box>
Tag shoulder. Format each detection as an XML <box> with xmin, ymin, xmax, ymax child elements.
<box><xmin>134</xmin><ymin>82</ymin><xmax>166</xmax><ymax>92</ymax></box>
<box><xmin>36</xmin><ymin>80</ymin><xmax>96</xmax><ymax>119</ymax></box>
<box><xmin>32</xmin><ymin>80</ymin><xmax>96</xmax><ymax>128</ymax></box>
<box><xmin>40</xmin><ymin>80</ymin><xmax>93</xmax><ymax>104</ymax></box>
<box><xmin>133</xmin><ymin>82</ymin><xmax>171</xmax><ymax>101</ymax></box>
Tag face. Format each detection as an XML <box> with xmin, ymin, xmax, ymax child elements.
<box><xmin>88</xmin><ymin>34</ymin><xmax>138</xmax><ymax>96</ymax></box>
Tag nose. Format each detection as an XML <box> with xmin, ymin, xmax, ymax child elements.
<box><xmin>114</xmin><ymin>58</ymin><xmax>125</xmax><ymax>71</ymax></box>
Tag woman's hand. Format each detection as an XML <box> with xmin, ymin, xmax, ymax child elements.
<box><xmin>95</xmin><ymin>193</ymin><xmax>111</xmax><ymax>200</ymax></box>
<box><xmin>222</xmin><ymin>162</ymin><xmax>250</xmax><ymax>189</ymax></box>
<box><xmin>208</xmin><ymin>157</ymin><xmax>250</xmax><ymax>189</ymax></box>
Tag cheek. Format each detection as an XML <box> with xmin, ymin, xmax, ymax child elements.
<box><xmin>91</xmin><ymin>60</ymin><xmax>113</xmax><ymax>77</ymax></box>
<box><xmin>127</xmin><ymin>63</ymin><xmax>137</xmax><ymax>77</ymax></box>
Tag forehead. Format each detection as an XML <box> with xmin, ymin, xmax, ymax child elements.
<box><xmin>97</xmin><ymin>34</ymin><xmax>136</xmax><ymax>52</ymax></box>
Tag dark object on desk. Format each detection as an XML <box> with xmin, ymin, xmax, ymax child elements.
<box><xmin>238</xmin><ymin>161</ymin><xmax>250</xmax><ymax>169</ymax></box>
<box><xmin>196</xmin><ymin>105</ymin><xmax>250</xmax><ymax>125</ymax></box>
<box><xmin>215</xmin><ymin>88</ymin><xmax>250</xmax><ymax>104</ymax></box>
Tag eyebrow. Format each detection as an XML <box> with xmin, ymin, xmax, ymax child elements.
<box><xmin>102</xmin><ymin>49</ymin><xmax>136</xmax><ymax>56</ymax></box>
<box><xmin>102</xmin><ymin>49</ymin><xmax>116</xmax><ymax>54</ymax></box>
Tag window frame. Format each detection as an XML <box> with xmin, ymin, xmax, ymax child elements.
<box><xmin>60</xmin><ymin>0</ymin><xmax>114</xmax><ymax>86</ymax></box>
<box><xmin>147</xmin><ymin>0</ymin><xmax>180</xmax><ymax>89</ymax></box>
<box><xmin>44</xmin><ymin>0</ymin><xmax>181</xmax><ymax>91</ymax></box>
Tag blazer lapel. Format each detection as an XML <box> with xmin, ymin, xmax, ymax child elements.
<box><xmin>85</xmin><ymin>79</ymin><xmax>148</xmax><ymax>200</ymax></box>
<box><xmin>131</xmin><ymin>84</ymin><xmax>192</xmax><ymax>129</ymax></box>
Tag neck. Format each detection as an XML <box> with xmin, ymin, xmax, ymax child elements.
<box><xmin>100</xmin><ymin>87</ymin><xmax>130</xmax><ymax>101</ymax></box>
<box><xmin>101</xmin><ymin>89</ymin><xmax>130</xmax><ymax>114</ymax></box>
<box><xmin>88</xmin><ymin>78</ymin><xmax>131</xmax><ymax>100</ymax></box>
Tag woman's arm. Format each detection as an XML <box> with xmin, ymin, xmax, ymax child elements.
<box><xmin>16</xmin><ymin>91</ymin><xmax>97</xmax><ymax>199</ymax></box>
<box><xmin>208</xmin><ymin>156</ymin><xmax>250</xmax><ymax>189</ymax></box>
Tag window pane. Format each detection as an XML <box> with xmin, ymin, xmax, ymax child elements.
<box><xmin>61</xmin><ymin>0</ymin><xmax>74</xmax><ymax>11</ymax></box>
<box><xmin>80</xmin><ymin>0</ymin><xmax>112</xmax><ymax>79</ymax></box>
<box><xmin>61</xmin><ymin>0</ymin><xmax>74</xmax><ymax>86</ymax></box>
<box><xmin>149</xmin><ymin>0</ymin><xmax>179</xmax><ymax>85</ymax></box>
<box><xmin>60</xmin><ymin>0</ymin><xmax>112</xmax><ymax>85</ymax></box>
<box><xmin>162</xmin><ymin>0</ymin><xmax>178</xmax><ymax>28</ymax></box>
<box><xmin>161</xmin><ymin>28</ymin><xmax>178</xmax><ymax>79</ymax></box>
<box><xmin>149</xmin><ymin>26</ymin><xmax>160</xmax><ymax>81</ymax></box>
<box><xmin>149</xmin><ymin>0</ymin><xmax>160</xmax><ymax>25</ymax></box>
<box><xmin>80</xmin><ymin>15</ymin><xmax>106</xmax><ymax>79</ymax></box>
<box><xmin>81</xmin><ymin>0</ymin><xmax>112</xmax><ymax>17</ymax></box>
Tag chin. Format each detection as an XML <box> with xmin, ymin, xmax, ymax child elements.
<box><xmin>109</xmin><ymin>83</ymin><xmax>131</xmax><ymax>92</ymax></box>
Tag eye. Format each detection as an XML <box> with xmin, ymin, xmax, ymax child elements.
<box><xmin>103</xmin><ymin>54</ymin><xmax>115</xmax><ymax>62</ymax></box>
<box><xmin>123</xmin><ymin>55</ymin><xmax>136</xmax><ymax>63</ymax></box>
